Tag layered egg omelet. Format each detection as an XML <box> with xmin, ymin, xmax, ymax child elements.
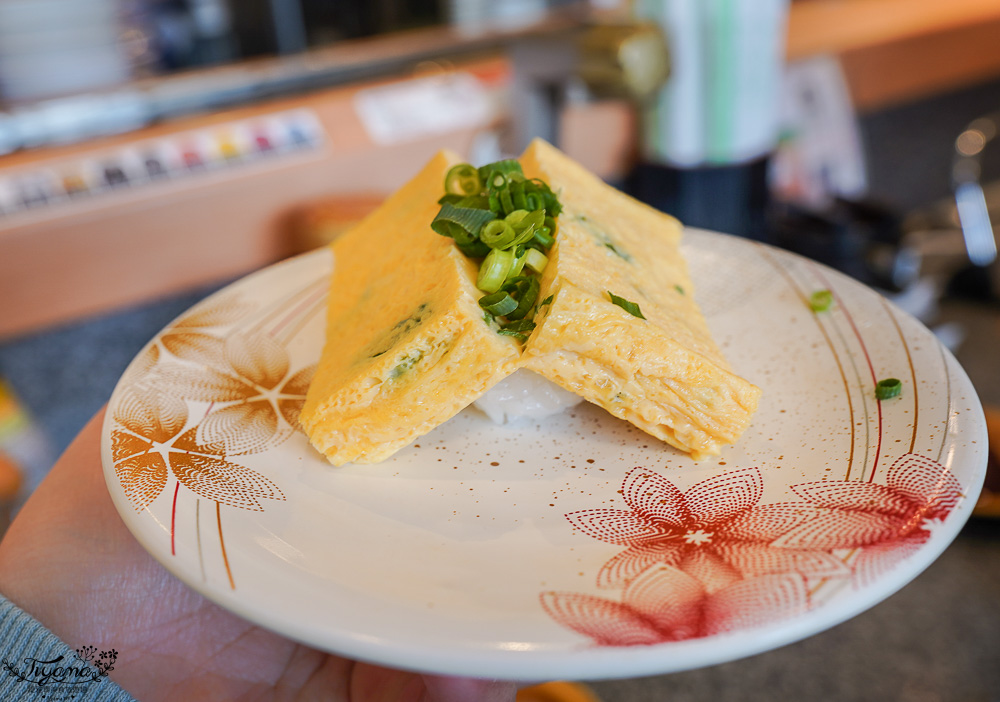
<box><xmin>519</xmin><ymin>139</ymin><xmax>761</xmax><ymax>459</ymax></box>
<box><xmin>300</xmin><ymin>140</ymin><xmax>760</xmax><ymax>465</ymax></box>
<box><xmin>299</xmin><ymin>151</ymin><xmax>522</xmax><ymax>465</ymax></box>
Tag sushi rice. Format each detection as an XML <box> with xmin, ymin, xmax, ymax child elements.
<box><xmin>473</xmin><ymin>369</ymin><xmax>582</xmax><ymax>424</ymax></box>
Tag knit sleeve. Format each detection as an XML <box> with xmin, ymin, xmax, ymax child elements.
<box><xmin>0</xmin><ymin>595</ymin><xmax>137</xmax><ymax>701</ymax></box>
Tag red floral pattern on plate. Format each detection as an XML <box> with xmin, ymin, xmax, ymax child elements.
<box><xmin>778</xmin><ymin>453</ymin><xmax>965</xmax><ymax>586</ymax></box>
<box><xmin>566</xmin><ymin>467</ymin><xmax>848</xmax><ymax>591</ymax></box>
<box><xmin>542</xmin><ymin>565</ymin><xmax>809</xmax><ymax>645</ymax></box>
<box><xmin>545</xmin><ymin>455</ymin><xmax>962</xmax><ymax>646</ymax></box>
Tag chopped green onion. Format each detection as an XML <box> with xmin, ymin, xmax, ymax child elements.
<box><xmin>431</xmin><ymin>203</ymin><xmax>496</xmax><ymax>245</ymax></box>
<box><xmin>456</xmin><ymin>239</ymin><xmax>491</xmax><ymax>258</ymax></box>
<box><xmin>510</xmin><ymin>209</ymin><xmax>545</xmax><ymax>229</ymax></box>
<box><xmin>444</xmin><ymin>164</ymin><xmax>482</xmax><ymax>197</ymax></box>
<box><xmin>457</xmin><ymin>194</ymin><xmax>489</xmax><ymax>210</ymax></box>
<box><xmin>477</xmin><ymin>248</ymin><xmax>515</xmax><ymax>293</ymax></box>
<box><xmin>498</xmin><ymin>319</ymin><xmax>536</xmax><ymax>341</ymax></box>
<box><xmin>503</xmin><ymin>276</ymin><xmax>540</xmax><ymax>320</ymax></box>
<box><xmin>510</xmin><ymin>227</ymin><xmax>537</xmax><ymax>249</ymax></box>
<box><xmin>502</xmin><ymin>319</ymin><xmax>536</xmax><ymax>332</ymax></box>
<box><xmin>503</xmin><ymin>210</ymin><xmax>530</xmax><ymax>232</ymax></box>
<box><xmin>480</xmin><ymin>219</ymin><xmax>516</xmax><ymax>249</ymax></box>
<box><xmin>432</xmin><ymin>156</ymin><xmax>562</xmax><ymax>339</ymax></box>
<box><xmin>512</xmin><ymin>185</ymin><xmax>528</xmax><ymax>210</ymax></box>
<box><xmin>530</xmin><ymin>179</ymin><xmax>562</xmax><ymax>216</ymax></box>
<box><xmin>487</xmin><ymin>190</ymin><xmax>501</xmax><ymax>213</ymax></box>
<box><xmin>524</xmin><ymin>247</ymin><xmax>548</xmax><ymax>273</ymax></box>
<box><xmin>532</xmin><ymin>227</ymin><xmax>554</xmax><ymax>249</ymax></box>
<box><xmin>608</xmin><ymin>292</ymin><xmax>645</xmax><ymax>319</ymax></box>
<box><xmin>504</xmin><ymin>209</ymin><xmax>529</xmax><ymax>227</ymax></box>
<box><xmin>478</xmin><ymin>159</ymin><xmax>523</xmax><ymax>184</ymax></box>
<box><xmin>674</xmin><ymin>285</ymin><xmax>685</xmax><ymax>295</ymax></box>
<box><xmin>509</xmin><ymin>245</ymin><xmax>528</xmax><ymax>277</ymax></box>
<box><xmin>810</xmin><ymin>290</ymin><xmax>834</xmax><ymax>312</ymax></box>
<box><xmin>479</xmin><ymin>291</ymin><xmax>518</xmax><ymax>316</ymax></box>
<box><xmin>499</xmin><ymin>188</ymin><xmax>515</xmax><ymax>215</ymax></box>
<box><xmin>875</xmin><ymin>378</ymin><xmax>902</xmax><ymax>400</ymax></box>
<box><xmin>507</xmin><ymin>210</ymin><xmax>545</xmax><ymax>247</ymax></box>
<box><xmin>539</xmin><ymin>294</ymin><xmax>554</xmax><ymax>308</ymax></box>
<box><xmin>489</xmin><ymin>172</ymin><xmax>508</xmax><ymax>190</ymax></box>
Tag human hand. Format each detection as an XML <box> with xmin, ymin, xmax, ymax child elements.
<box><xmin>0</xmin><ymin>409</ymin><xmax>516</xmax><ymax>701</ymax></box>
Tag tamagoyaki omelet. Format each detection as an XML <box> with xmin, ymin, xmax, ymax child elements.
<box><xmin>299</xmin><ymin>150</ymin><xmax>522</xmax><ymax>465</ymax></box>
<box><xmin>519</xmin><ymin>139</ymin><xmax>761</xmax><ymax>460</ymax></box>
<box><xmin>300</xmin><ymin>140</ymin><xmax>760</xmax><ymax>465</ymax></box>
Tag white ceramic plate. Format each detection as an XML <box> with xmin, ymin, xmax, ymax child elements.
<box><xmin>101</xmin><ymin>229</ymin><xmax>987</xmax><ymax>681</ymax></box>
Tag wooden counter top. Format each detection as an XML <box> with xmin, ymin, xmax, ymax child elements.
<box><xmin>788</xmin><ymin>0</ymin><xmax>1000</xmax><ymax>110</ymax></box>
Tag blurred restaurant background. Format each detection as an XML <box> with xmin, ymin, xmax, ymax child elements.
<box><xmin>1</xmin><ymin>0</ymin><xmax>999</xmax><ymax>699</ymax></box>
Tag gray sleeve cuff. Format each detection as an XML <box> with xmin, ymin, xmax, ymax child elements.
<box><xmin>1</xmin><ymin>595</ymin><xmax>137</xmax><ymax>701</ymax></box>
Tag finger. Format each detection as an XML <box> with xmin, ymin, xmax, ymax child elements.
<box><xmin>0</xmin><ymin>408</ymin><xmax>121</xmax><ymax>600</ymax></box>
<box><xmin>422</xmin><ymin>675</ymin><xmax>518</xmax><ymax>702</ymax></box>
<box><xmin>0</xmin><ymin>406</ymin><xmax>174</xmax><ymax>642</ymax></box>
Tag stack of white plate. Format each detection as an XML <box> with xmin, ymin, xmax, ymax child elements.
<box><xmin>0</xmin><ymin>0</ymin><xmax>130</xmax><ymax>102</ymax></box>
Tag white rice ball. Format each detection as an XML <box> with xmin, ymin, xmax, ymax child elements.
<box><xmin>473</xmin><ymin>369</ymin><xmax>582</xmax><ymax>424</ymax></box>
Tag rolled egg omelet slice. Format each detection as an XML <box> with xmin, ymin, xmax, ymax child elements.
<box><xmin>299</xmin><ymin>151</ymin><xmax>522</xmax><ymax>465</ymax></box>
<box><xmin>520</xmin><ymin>139</ymin><xmax>761</xmax><ymax>460</ymax></box>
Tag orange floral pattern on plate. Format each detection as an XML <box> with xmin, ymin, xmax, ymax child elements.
<box><xmin>110</xmin><ymin>277</ymin><xmax>325</xmax><ymax>588</ymax></box>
